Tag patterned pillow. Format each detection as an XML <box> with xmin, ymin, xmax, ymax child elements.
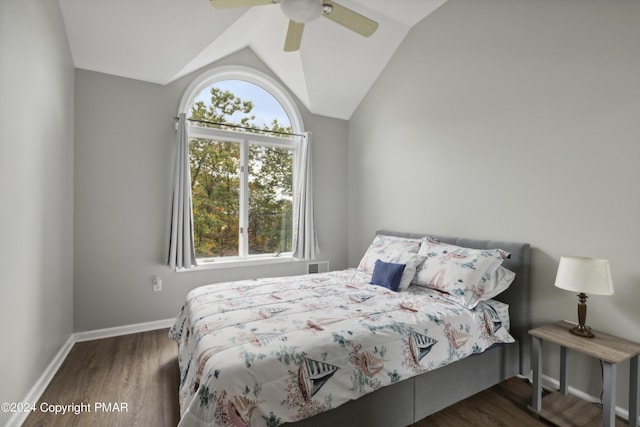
<box><xmin>370</xmin><ymin>259</ymin><xmax>406</xmax><ymax>291</ymax></box>
<box><xmin>357</xmin><ymin>234</ymin><xmax>422</xmax><ymax>274</ymax></box>
<box><xmin>413</xmin><ymin>237</ymin><xmax>510</xmax><ymax>309</ymax></box>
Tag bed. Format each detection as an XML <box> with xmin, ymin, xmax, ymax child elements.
<box><xmin>170</xmin><ymin>230</ymin><xmax>531</xmax><ymax>427</ymax></box>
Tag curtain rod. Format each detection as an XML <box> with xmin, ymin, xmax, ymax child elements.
<box><xmin>174</xmin><ymin>116</ymin><xmax>305</xmax><ymax>138</ymax></box>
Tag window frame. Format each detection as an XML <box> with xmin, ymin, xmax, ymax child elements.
<box><xmin>178</xmin><ymin>66</ymin><xmax>304</xmax><ymax>269</ymax></box>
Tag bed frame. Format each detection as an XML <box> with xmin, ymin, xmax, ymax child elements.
<box><xmin>286</xmin><ymin>230</ymin><xmax>531</xmax><ymax>427</ymax></box>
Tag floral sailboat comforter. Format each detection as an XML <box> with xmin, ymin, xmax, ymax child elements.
<box><xmin>169</xmin><ymin>269</ymin><xmax>514</xmax><ymax>427</ymax></box>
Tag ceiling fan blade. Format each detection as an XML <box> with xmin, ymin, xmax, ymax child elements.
<box><xmin>210</xmin><ymin>0</ymin><xmax>276</xmax><ymax>9</ymax></box>
<box><xmin>322</xmin><ymin>1</ymin><xmax>378</xmax><ymax>37</ymax></box>
<box><xmin>284</xmin><ymin>20</ymin><xmax>305</xmax><ymax>52</ymax></box>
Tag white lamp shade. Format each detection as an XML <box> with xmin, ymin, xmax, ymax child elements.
<box><xmin>280</xmin><ymin>0</ymin><xmax>322</xmax><ymax>23</ymax></box>
<box><xmin>554</xmin><ymin>256</ymin><xmax>614</xmax><ymax>295</ymax></box>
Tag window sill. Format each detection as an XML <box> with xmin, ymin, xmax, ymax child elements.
<box><xmin>176</xmin><ymin>255</ymin><xmax>298</xmax><ymax>272</ymax></box>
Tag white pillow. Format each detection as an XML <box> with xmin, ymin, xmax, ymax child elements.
<box><xmin>480</xmin><ymin>266</ymin><xmax>516</xmax><ymax>301</ymax></box>
<box><xmin>386</xmin><ymin>251</ymin><xmax>426</xmax><ymax>291</ymax></box>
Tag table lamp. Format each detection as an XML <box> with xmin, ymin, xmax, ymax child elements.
<box><xmin>554</xmin><ymin>256</ymin><xmax>614</xmax><ymax>338</ymax></box>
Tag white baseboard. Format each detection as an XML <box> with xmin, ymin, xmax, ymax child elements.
<box><xmin>6</xmin><ymin>335</ymin><xmax>75</xmax><ymax>427</ymax></box>
<box><xmin>5</xmin><ymin>318</ymin><xmax>175</xmax><ymax>427</ymax></box>
<box><xmin>73</xmin><ymin>318</ymin><xmax>175</xmax><ymax>342</ymax></box>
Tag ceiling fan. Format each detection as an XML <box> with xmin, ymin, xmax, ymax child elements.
<box><xmin>210</xmin><ymin>0</ymin><xmax>379</xmax><ymax>52</ymax></box>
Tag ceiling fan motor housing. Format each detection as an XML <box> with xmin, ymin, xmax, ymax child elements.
<box><xmin>280</xmin><ymin>0</ymin><xmax>323</xmax><ymax>23</ymax></box>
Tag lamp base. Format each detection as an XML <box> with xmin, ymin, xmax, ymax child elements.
<box><xmin>569</xmin><ymin>292</ymin><xmax>596</xmax><ymax>338</ymax></box>
<box><xmin>570</xmin><ymin>324</ymin><xmax>594</xmax><ymax>338</ymax></box>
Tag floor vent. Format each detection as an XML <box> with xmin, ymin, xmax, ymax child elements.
<box><xmin>307</xmin><ymin>261</ymin><xmax>329</xmax><ymax>274</ymax></box>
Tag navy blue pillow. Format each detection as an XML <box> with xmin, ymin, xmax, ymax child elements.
<box><xmin>370</xmin><ymin>259</ymin><xmax>406</xmax><ymax>291</ymax></box>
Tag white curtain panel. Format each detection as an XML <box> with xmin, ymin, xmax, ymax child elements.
<box><xmin>292</xmin><ymin>132</ymin><xmax>319</xmax><ymax>260</ymax></box>
<box><xmin>168</xmin><ymin>113</ymin><xmax>198</xmax><ymax>270</ymax></box>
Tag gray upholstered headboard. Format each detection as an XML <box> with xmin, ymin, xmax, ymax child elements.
<box><xmin>376</xmin><ymin>230</ymin><xmax>532</xmax><ymax>375</ymax></box>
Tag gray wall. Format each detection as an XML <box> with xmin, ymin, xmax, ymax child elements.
<box><xmin>0</xmin><ymin>0</ymin><xmax>75</xmax><ymax>424</ymax></box>
<box><xmin>73</xmin><ymin>48</ymin><xmax>348</xmax><ymax>331</ymax></box>
<box><xmin>348</xmin><ymin>0</ymin><xmax>639</xmax><ymax>414</ymax></box>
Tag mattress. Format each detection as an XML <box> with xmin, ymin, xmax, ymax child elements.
<box><xmin>169</xmin><ymin>269</ymin><xmax>514</xmax><ymax>427</ymax></box>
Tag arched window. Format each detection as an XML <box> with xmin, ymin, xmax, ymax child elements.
<box><xmin>179</xmin><ymin>66</ymin><xmax>305</xmax><ymax>264</ymax></box>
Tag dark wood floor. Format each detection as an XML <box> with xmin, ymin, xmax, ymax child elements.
<box><xmin>24</xmin><ymin>328</ymin><xmax>551</xmax><ymax>427</ymax></box>
<box><xmin>23</xmin><ymin>329</ymin><xmax>179</xmax><ymax>427</ymax></box>
<box><xmin>416</xmin><ymin>377</ymin><xmax>550</xmax><ymax>427</ymax></box>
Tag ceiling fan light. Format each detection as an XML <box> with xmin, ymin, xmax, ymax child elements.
<box><xmin>280</xmin><ymin>0</ymin><xmax>322</xmax><ymax>23</ymax></box>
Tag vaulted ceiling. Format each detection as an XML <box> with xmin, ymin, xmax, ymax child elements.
<box><xmin>58</xmin><ymin>0</ymin><xmax>447</xmax><ymax>120</ymax></box>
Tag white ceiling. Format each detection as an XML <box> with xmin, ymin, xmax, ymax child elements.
<box><xmin>58</xmin><ymin>0</ymin><xmax>448</xmax><ymax>120</ymax></box>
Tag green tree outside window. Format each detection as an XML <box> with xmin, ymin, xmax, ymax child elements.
<box><xmin>188</xmin><ymin>83</ymin><xmax>294</xmax><ymax>259</ymax></box>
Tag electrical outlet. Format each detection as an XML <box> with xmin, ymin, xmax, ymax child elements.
<box><xmin>152</xmin><ymin>276</ymin><xmax>162</xmax><ymax>292</ymax></box>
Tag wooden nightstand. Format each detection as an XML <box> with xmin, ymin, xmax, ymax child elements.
<box><xmin>528</xmin><ymin>321</ymin><xmax>640</xmax><ymax>427</ymax></box>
